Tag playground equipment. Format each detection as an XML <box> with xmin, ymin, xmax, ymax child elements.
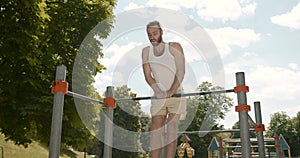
<box><xmin>206</xmin><ymin>101</ymin><xmax>291</xmax><ymax>158</ymax></box>
<box><xmin>49</xmin><ymin>66</ymin><xmax>255</xmax><ymax>158</ymax></box>
<box><xmin>207</xmin><ymin>101</ymin><xmax>267</xmax><ymax>158</ymax></box>
<box><xmin>177</xmin><ymin>134</ymin><xmax>194</xmax><ymax>158</ymax></box>
<box><xmin>208</xmin><ymin>134</ymin><xmax>290</xmax><ymax>158</ymax></box>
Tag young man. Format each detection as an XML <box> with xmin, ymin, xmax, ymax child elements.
<box><xmin>142</xmin><ymin>21</ymin><xmax>186</xmax><ymax>158</ymax></box>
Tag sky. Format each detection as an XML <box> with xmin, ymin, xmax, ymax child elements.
<box><xmin>90</xmin><ymin>0</ymin><xmax>300</xmax><ymax>129</ymax></box>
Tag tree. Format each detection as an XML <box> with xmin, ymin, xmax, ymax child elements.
<box><xmin>0</xmin><ymin>0</ymin><xmax>116</xmax><ymax>151</ymax></box>
<box><xmin>110</xmin><ymin>85</ymin><xmax>151</xmax><ymax>158</ymax></box>
<box><xmin>178</xmin><ymin>82</ymin><xmax>234</xmax><ymax>157</ymax></box>
<box><xmin>266</xmin><ymin>112</ymin><xmax>298</xmax><ymax>157</ymax></box>
<box><xmin>292</xmin><ymin>112</ymin><xmax>300</xmax><ymax>156</ymax></box>
<box><xmin>230</xmin><ymin>121</ymin><xmax>256</xmax><ymax>139</ymax></box>
<box><xmin>228</xmin><ymin>121</ymin><xmax>257</xmax><ymax>153</ymax></box>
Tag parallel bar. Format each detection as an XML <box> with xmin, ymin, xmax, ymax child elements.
<box><xmin>177</xmin><ymin>129</ymin><xmax>254</xmax><ymax>134</ymax></box>
<box><xmin>67</xmin><ymin>91</ymin><xmax>106</xmax><ymax>105</ymax></box>
<box><xmin>236</xmin><ymin>72</ymin><xmax>251</xmax><ymax>158</ymax></box>
<box><xmin>103</xmin><ymin>86</ymin><xmax>114</xmax><ymax>158</ymax></box>
<box><xmin>223</xmin><ymin>138</ymin><xmax>275</xmax><ymax>143</ymax></box>
<box><xmin>226</xmin><ymin>145</ymin><xmax>275</xmax><ymax>148</ymax></box>
<box><xmin>116</xmin><ymin>89</ymin><xmax>234</xmax><ymax>102</ymax></box>
<box><xmin>254</xmin><ymin>101</ymin><xmax>266</xmax><ymax>158</ymax></box>
<box><xmin>49</xmin><ymin>66</ymin><xmax>66</xmax><ymax>158</ymax></box>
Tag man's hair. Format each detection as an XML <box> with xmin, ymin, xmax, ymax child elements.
<box><xmin>146</xmin><ymin>20</ymin><xmax>161</xmax><ymax>29</ymax></box>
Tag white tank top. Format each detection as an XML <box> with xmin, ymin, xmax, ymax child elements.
<box><xmin>148</xmin><ymin>43</ymin><xmax>181</xmax><ymax>91</ymax></box>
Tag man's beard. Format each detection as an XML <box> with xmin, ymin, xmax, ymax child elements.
<box><xmin>151</xmin><ymin>36</ymin><xmax>162</xmax><ymax>46</ymax></box>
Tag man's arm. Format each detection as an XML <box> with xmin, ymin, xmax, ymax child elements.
<box><xmin>142</xmin><ymin>47</ymin><xmax>165</xmax><ymax>98</ymax></box>
<box><xmin>166</xmin><ymin>42</ymin><xmax>185</xmax><ymax>97</ymax></box>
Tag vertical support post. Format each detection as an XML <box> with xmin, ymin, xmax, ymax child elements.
<box><xmin>218</xmin><ymin>138</ymin><xmax>223</xmax><ymax>158</ymax></box>
<box><xmin>103</xmin><ymin>86</ymin><xmax>114</xmax><ymax>158</ymax></box>
<box><xmin>162</xmin><ymin>123</ymin><xmax>167</xmax><ymax>158</ymax></box>
<box><xmin>49</xmin><ymin>66</ymin><xmax>67</xmax><ymax>158</ymax></box>
<box><xmin>274</xmin><ymin>133</ymin><xmax>284</xmax><ymax>158</ymax></box>
<box><xmin>254</xmin><ymin>101</ymin><xmax>266</xmax><ymax>158</ymax></box>
<box><xmin>235</xmin><ymin>72</ymin><xmax>251</xmax><ymax>158</ymax></box>
<box><xmin>0</xmin><ymin>146</ymin><xmax>4</xmax><ymax>158</ymax></box>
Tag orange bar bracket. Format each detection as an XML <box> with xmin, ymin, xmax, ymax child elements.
<box><xmin>51</xmin><ymin>80</ymin><xmax>68</xmax><ymax>94</ymax></box>
<box><xmin>235</xmin><ymin>105</ymin><xmax>251</xmax><ymax>112</ymax></box>
<box><xmin>274</xmin><ymin>144</ymin><xmax>280</xmax><ymax>148</ymax></box>
<box><xmin>234</xmin><ymin>85</ymin><xmax>249</xmax><ymax>93</ymax></box>
<box><xmin>254</xmin><ymin>124</ymin><xmax>265</xmax><ymax>132</ymax></box>
<box><xmin>273</xmin><ymin>136</ymin><xmax>279</xmax><ymax>139</ymax></box>
<box><xmin>103</xmin><ymin>98</ymin><xmax>117</xmax><ymax>109</ymax></box>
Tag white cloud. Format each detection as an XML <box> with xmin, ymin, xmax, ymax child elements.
<box><xmin>225</xmin><ymin>56</ymin><xmax>300</xmax><ymax>102</ymax></box>
<box><xmin>95</xmin><ymin>42</ymin><xmax>143</xmax><ymax>94</ymax></box>
<box><xmin>271</xmin><ymin>2</ymin><xmax>300</xmax><ymax>29</ymax></box>
<box><xmin>222</xmin><ymin>55</ymin><xmax>300</xmax><ymax>128</ymax></box>
<box><xmin>124</xmin><ymin>2</ymin><xmax>145</xmax><ymax>11</ymax></box>
<box><xmin>146</xmin><ymin>0</ymin><xmax>256</xmax><ymax>22</ymax></box>
<box><xmin>241</xmin><ymin>2</ymin><xmax>256</xmax><ymax>15</ymax></box>
<box><xmin>146</xmin><ymin>0</ymin><xmax>196</xmax><ymax>11</ymax></box>
<box><xmin>164</xmin><ymin>32</ymin><xmax>204</xmax><ymax>62</ymax></box>
<box><xmin>206</xmin><ymin>27</ymin><xmax>261</xmax><ymax>57</ymax></box>
<box><xmin>196</xmin><ymin>0</ymin><xmax>255</xmax><ymax>22</ymax></box>
<box><xmin>288</xmin><ymin>63</ymin><xmax>300</xmax><ymax>71</ymax></box>
<box><xmin>99</xmin><ymin>42</ymin><xmax>142</xmax><ymax>68</ymax></box>
<box><xmin>248</xmin><ymin>65</ymin><xmax>300</xmax><ymax>101</ymax></box>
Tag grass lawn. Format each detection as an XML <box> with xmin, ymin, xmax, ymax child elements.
<box><xmin>0</xmin><ymin>134</ymin><xmax>93</xmax><ymax>158</ymax></box>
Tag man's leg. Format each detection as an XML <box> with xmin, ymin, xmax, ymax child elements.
<box><xmin>151</xmin><ymin>115</ymin><xmax>166</xmax><ymax>158</ymax></box>
<box><xmin>165</xmin><ymin>113</ymin><xmax>180</xmax><ymax>158</ymax></box>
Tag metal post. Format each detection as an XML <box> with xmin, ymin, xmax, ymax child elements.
<box><xmin>254</xmin><ymin>102</ymin><xmax>266</xmax><ymax>158</ymax></box>
<box><xmin>274</xmin><ymin>133</ymin><xmax>280</xmax><ymax>158</ymax></box>
<box><xmin>218</xmin><ymin>138</ymin><xmax>223</xmax><ymax>158</ymax></box>
<box><xmin>0</xmin><ymin>146</ymin><xmax>4</xmax><ymax>158</ymax></box>
<box><xmin>49</xmin><ymin>66</ymin><xmax>67</xmax><ymax>158</ymax></box>
<box><xmin>274</xmin><ymin>133</ymin><xmax>284</xmax><ymax>158</ymax></box>
<box><xmin>163</xmin><ymin>122</ymin><xmax>169</xmax><ymax>158</ymax></box>
<box><xmin>235</xmin><ymin>72</ymin><xmax>251</xmax><ymax>158</ymax></box>
<box><xmin>103</xmin><ymin>86</ymin><xmax>114</xmax><ymax>158</ymax></box>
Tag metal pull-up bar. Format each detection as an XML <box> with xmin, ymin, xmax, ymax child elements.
<box><xmin>65</xmin><ymin>89</ymin><xmax>235</xmax><ymax>106</ymax></box>
<box><xmin>48</xmin><ymin>66</ymin><xmax>253</xmax><ymax>158</ymax></box>
<box><xmin>115</xmin><ymin>89</ymin><xmax>235</xmax><ymax>102</ymax></box>
<box><xmin>65</xmin><ymin>88</ymin><xmax>235</xmax><ymax>104</ymax></box>
<box><xmin>67</xmin><ymin>91</ymin><xmax>106</xmax><ymax>105</ymax></box>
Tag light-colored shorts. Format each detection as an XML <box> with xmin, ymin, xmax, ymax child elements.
<box><xmin>150</xmin><ymin>91</ymin><xmax>186</xmax><ymax>120</ymax></box>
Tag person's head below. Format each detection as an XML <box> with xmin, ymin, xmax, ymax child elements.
<box><xmin>146</xmin><ymin>20</ymin><xmax>163</xmax><ymax>46</ymax></box>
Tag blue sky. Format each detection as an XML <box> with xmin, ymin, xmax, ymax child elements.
<box><xmin>92</xmin><ymin>0</ymin><xmax>300</xmax><ymax>128</ymax></box>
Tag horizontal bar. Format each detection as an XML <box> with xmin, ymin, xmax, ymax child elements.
<box><xmin>177</xmin><ymin>128</ymin><xmax>254</xmax><ymax>134</ymax></box>
<box><xmin>67</xmin><ymin>91</ymin><xmax>106</xmax><ymax>105</ymax></box>
<box><xmin>226</xmin><ymin>145</ymin><xmax>275</xmax><ymax>148</ymax></box>
<box><xmin>116</xmin><ymin>89</ymin><xmax>234</xmax><ymax>102</ymax></box>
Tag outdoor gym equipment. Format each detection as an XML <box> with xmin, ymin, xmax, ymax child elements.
<box><xmin>49</xmin><ymin>66</ymin><xmax>260</xmax><ymax>158</ymax></box>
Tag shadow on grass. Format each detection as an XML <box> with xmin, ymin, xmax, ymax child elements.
<box><xmin>61</xmin><ymin>149</ymin><xmax>78</xmax><ymax>158</ymax></box>
<box><xmin>38</xmin><ymin>142</ymin><xmax>79</xmax><ymax>158</ymax></box>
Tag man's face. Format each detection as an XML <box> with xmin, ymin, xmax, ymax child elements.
<box><xmin>147</xmin><ymin>27</ymin><xmax>162</xmax><ymax>46</ymax></box>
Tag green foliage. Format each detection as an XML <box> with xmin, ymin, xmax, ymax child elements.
<box><xmin>266</xmin><ymin>112</ymin><xmax>300</xmax><ymax>157</ymax></box>
<box><xmin>293</xmin><ymin>112</ymin><xmax>300</xmax><ymax>156</ymax></box>
<box><xmin>111</xmin><ymin>85</ymin><xmax>151</xmax><ymax>158</ymax></box>
<box><xmin>178</xmin><ymin>82</ymin><xmax>234</xmax><ymax>157</ymax></box>
<box><xmin>230</xmin><ymin>120</ymin><xmax>256</xmax><ymax>139</ymax></box>
<box><xmin>0</xmin><ymin>0</ymin><xmax>116</xmax><ymax>151</ymax></box>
